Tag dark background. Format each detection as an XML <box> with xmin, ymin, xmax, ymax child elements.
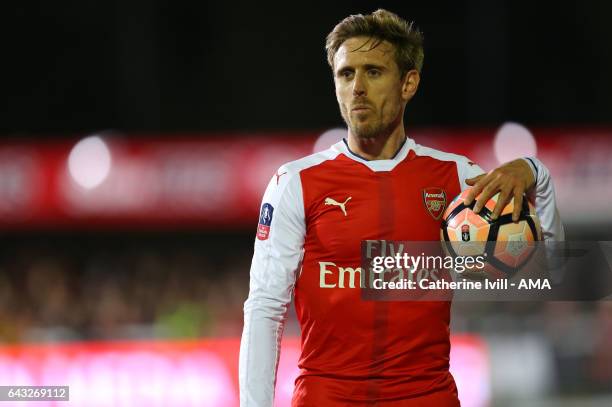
<box><xmin>2</xmin><ymin>0</ymin><xmax>611</xmax><ymax>135</ymax></box>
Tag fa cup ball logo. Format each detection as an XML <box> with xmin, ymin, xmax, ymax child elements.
<box><xmin>461</xmin><ymin>224</ymin><xmax>470</xmax><ymax>242</ymax></box>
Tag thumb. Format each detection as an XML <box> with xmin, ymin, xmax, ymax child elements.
<box><xmin>465</xmin><ymin>174</ymin><xmax>484</xmax><ymax>186</ymax></box>
<box><xmin>465</xmin><ymin>177</ymin><xmax>477</xmax><ymax>186</ymax></box>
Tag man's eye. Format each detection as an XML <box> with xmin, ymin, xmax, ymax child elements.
<box><xmin>368</xmin><ymin>69</ymin><xmax>381</xmax><ymax>77</ymax></box>
<box><xmin>340</xmin><ymin>70</ymin><xmax>354</xmax><ymax>79</ymax></box>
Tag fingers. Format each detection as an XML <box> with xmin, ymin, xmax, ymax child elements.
<box><xmin>463</xmin><ymin>174</ymin><xmax>487</xmax><ymax>205</ymax></box>
<box><xmin>512</xmin><ymin>190</ymin><xmax>523</xmax><ymax>222</ymax></box>
<box><xmin>467</xmin><ymin>162</ymin><xmax>530</xmax><ymax>220</ymax></box>
<box><xmin>473</xmin><ymin>179</ymin><xmax>500</xmax><ymax>214</ymax></box>
<box><xmin>464</xmin><ymin>174</ymin><xmax>484</xmax><ymax>186</ymax></box>
<box><xmin>491</xmin><ymin>189</ymin><xmax>511</xmax><ymax>220</ymax></box>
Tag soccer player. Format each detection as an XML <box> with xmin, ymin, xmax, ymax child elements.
<box><xmin>240</xmin><ymin>9</ymin><xmax>564</xmax><ymax>406</ymax></box>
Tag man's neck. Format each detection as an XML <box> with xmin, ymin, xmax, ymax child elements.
<box><xmin>346</xmin><ymin>124</ymin><xmax>406</xmax><ymax>161</ymax></box>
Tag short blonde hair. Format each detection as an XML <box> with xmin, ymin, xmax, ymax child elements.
<box><xmin>325</xmin><ymin>9</ymin><xmax>424</xmax><ymax>75</ymax></box>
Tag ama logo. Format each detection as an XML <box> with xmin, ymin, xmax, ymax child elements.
<box><xmin>257</xmin><ymin>203</ymin><xmax>274</xmax><ymax>240</ymax></box>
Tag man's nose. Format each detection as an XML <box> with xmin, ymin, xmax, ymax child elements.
<box><xmin>352</xmin><ymin>73</ymin><xmax>367</xmax><ymax>97</ymax></box>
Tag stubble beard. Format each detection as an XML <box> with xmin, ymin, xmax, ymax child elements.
<box><xmin>341</xmin><ymin>104</ymin><xmax>400</xmax><ymax>141</ymax></box>
<box><xmin>350</xmin><ymin>117</ymin><xmax>383</xmax><ymax>140</ymax></box>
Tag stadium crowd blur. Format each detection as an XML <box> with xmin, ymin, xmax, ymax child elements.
<box><xmin>0</xmin><ymin>234</ymin><xmax>253</xmax><ymax>342</ymax></box>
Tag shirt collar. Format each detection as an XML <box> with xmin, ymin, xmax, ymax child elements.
<box><xmin>331</xmin><ymin>137</ymin><xmax>415</xmax><ymax>172</ymax></box>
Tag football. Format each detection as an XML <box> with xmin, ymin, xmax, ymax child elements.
<box><xmin>440</xmin><ymin>188</ymin><xmax>542</xmax><ymax>278</ymax></box>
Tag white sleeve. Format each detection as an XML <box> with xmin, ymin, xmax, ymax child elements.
<box><xmin>239</xmin><ymin>165</ymin><xmax>306</xmax><ymax>407</ymax></box>
<box><xmin>521</xmin><ymin>157</ymin><xmax>565</xmax><ymax>242</ymax></box>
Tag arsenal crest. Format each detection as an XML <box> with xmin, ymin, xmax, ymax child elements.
<box><xmin>422</xmin><ymin>187</ymin><xmax>447</xmax><ymax>220</ymax></box>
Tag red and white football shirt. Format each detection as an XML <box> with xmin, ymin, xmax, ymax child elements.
<box><xmin>239</xmin><ymin>138</ymin><xmax>564</xmax><ymax>406</ymax></box>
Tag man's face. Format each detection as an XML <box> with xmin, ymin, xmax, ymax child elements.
<box><xmin>333</xmin><ymin>36</ymin><xmax>416</xmax><ymax>140</ymax></box>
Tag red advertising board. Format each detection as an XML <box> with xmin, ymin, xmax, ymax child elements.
<box><xmin>0</xmin><ymin>128</ymin><xmax>609</xmax><ymax>228</ymax></box>
<box><xmin>0</xmin><ymin>336</ymin><xmax>489</xmax><ymax>406</ymax></box>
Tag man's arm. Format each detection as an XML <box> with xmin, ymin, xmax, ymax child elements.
<box><xmin>239</xmin><ymin>166</ymin><xmax>305</xmax><ymax>407</ymax></box>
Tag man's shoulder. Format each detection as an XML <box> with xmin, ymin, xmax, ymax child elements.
<box><xmin>278</xmin><ymin>145</ymin><xmax>342</xmax><ymax>178</ymax></box>
<box><xmin>263</xmin><ymin>146</ymin><xmax>342</xmax><ymax>201</ymax></box>
<box><xmin>411</xmin><ymin>142</ymin><xmax>474</xmax><ymax>166</ymax></box>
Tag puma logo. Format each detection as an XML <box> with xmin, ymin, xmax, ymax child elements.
<box><xmin>324</xmin><ymin>196</ymin><xmax>352</xmax><ymax>216</ymax></box>
<box><xmin>275</xmin><ymin>171</ymin><xmax>287</xmax><ymax>185</ymax></box>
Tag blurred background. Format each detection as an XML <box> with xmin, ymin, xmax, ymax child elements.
<box><xmin>1</xmin><ymin>1</ymin><xmax>612</xmax><ymax>406</ymax></box>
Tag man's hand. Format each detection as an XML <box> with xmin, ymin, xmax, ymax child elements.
<box><xmin>464</xmin><ymin>159</ymin><xmax>536</xmax><ymax>222</ymax></box>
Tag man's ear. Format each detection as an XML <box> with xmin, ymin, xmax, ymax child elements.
<box><xmin>401</xmin><ymin>70</ymin><xmax>420</xmax><ymax>102</ymax></box>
